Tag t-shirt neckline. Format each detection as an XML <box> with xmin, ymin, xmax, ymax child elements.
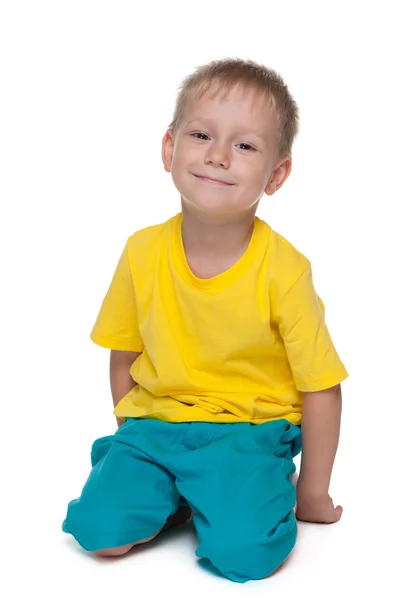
<box><xmin>170</xmin><ymin>212</ymin><xmax>268</xmax><ymax>291</ymax></box>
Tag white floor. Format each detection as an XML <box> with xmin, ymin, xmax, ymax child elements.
<box><xmin>47</xmin><ymin>496</ymin><xmax>391</xmax><ymax>600</ymax></box>
<box><xmin>5</xmin><ymin>436</ymin><xmax>394</xmax><ymax>600</ymax></box>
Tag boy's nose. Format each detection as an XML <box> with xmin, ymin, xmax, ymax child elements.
<box><xmin>205</xmin><ymin>144</ymin><xmax>230</xmax><ymax>168</ymax></box>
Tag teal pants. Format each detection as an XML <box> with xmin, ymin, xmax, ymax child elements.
<box><xmin>63</xmin><ymin>417</ymin><xmax>302</xmax><ymax>583</ymax></box>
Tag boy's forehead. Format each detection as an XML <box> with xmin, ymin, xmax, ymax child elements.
<box><xmin>183</xmin><ymin>84</ymin><xmax>276</xmax><ymax>133</ymax></box>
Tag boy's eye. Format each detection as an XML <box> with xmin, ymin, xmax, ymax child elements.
<box><xmin>191</xmin><ymin>132</ymin><xmax>209</xmax><ymax>140</ymax></box>
<box><xmin>237</xmin><ymin>143</ymin><xmax>255</xmax><ymax>151</ymax></box>
<box><xmin>190</xmin><ymin>133</ymin><xmax>255</xmax><ymax>152</ymax></box>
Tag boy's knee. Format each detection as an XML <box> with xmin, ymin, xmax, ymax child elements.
<box><xmin>94</xmin><ymin>543</ymin><xmax>134</xmax><ymax>557</ymax></box>
<box><xmin>197</xmin><ymin>519</ymin><xmax>297</xmax><ymax>583</ymax></box>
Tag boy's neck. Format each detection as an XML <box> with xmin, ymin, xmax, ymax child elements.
<box><xmin>180</xmin><ymin>204</ymin><xmax>257</xmax><ymax>259</ymax></box>
<box><xmin>180</xmin><ymin>203</ymin><xmax>257</xmax><ymax>279</ymax></box>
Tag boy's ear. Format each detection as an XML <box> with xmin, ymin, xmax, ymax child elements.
<box><xmin>265</xmin><ymin>155</ymin><xmax>292</xmax><ymax>196</ymax></box>
<box><xmin>162</xmin><ymin>130</ymin><xmax>174</xmax><ymax>173</ymax></box>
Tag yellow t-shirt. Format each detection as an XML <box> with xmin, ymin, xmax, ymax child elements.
<box><xmin>91</xmin><ymin>213</ymin><xmax>348</xmax><ymax>425</ymax></box>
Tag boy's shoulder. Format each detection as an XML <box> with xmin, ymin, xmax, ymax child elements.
<box><xmin>269</xmin><ymin>226</ymin><xmax>310</xmax><ymax>268</ymax></box>
<box><xmin>264</xmin><ymin>221</ymin><xmax>312</xmax><ymax>298</ymax></box>
<box><xmin>125</xmin><ymin>214</ymin><xmax>178</xmax><ymax>251</ymax></box>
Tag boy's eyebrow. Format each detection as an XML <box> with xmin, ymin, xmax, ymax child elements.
<box><xmin>186</xmin><ymin>118</ymin><xmax>218</xmax><ymax>126</ymax></box>
<box><xmin>185</xmin><ymin>117</ymin><xmax>268</xmax><ymax>143</ymax></box>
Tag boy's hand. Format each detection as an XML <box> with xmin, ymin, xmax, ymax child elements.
<box><xmin>295</xmin><ymin>491</ymin><xmax>343</xmax><ymax>524</ymax></box>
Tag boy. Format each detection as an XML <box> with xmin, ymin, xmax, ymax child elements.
<box><xmin>62</xmin><ymin>58</ymin><xmax>348</xmax><ymax>583</ymax></box>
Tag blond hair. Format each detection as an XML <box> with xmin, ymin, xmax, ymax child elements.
<box><xmin>168</xmin><ymin>57</ymin><xmax>300</xmax><ymax>159</ymax></box>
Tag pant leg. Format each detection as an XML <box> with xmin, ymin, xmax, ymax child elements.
<box><xmin>62</xmin><ymin>419</ymin><xmax>181</xmax><ymax>551</ymax></box>
<box><xmin>172</xmin><ymin>419</ymin><xmax>302</xmax><ymax>583</ymax></box>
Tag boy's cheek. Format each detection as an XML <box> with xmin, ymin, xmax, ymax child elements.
<box><xmin>172</xmin><ymin>154</ymin><xmax>197</xmax><ymax>176</ymax></box>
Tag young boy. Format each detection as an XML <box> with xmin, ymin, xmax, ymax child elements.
<box><xmin>62</xmin><ymin>58</ymin><xmax>348</xmax><ymax>583</ymax></box>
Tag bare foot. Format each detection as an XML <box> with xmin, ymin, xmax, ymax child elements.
<box><xmin>94</xmin><ymin>505</ymin><xmax>193</xmax><ymax>556</ymax></box>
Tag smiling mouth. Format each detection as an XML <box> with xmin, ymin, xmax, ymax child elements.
<box><xmin>193</xmin><ymin>174</ymin><xmax>234</xmax><ymax>186</ymax></box>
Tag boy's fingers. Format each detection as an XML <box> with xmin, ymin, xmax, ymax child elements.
<box><xmin>334</xmin><ymin>505</ymin><xmax>343</xmax><ymax>522</ymax></box>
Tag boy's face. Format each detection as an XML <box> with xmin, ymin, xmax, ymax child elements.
<box><xmin>162</xmin><ymin>84</ymin><xmax>291</xmax><ymax>217</ymax></box>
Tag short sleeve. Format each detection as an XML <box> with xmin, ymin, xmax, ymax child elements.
<box><xmin>90</xmin><ymin>243</ymin><xmax>144</xmax><ymax>351</ymax></box>
<box><xmin>275</xmin><ymin>267</ymin><xmax>348</xmax><ymax>392</ymax></box>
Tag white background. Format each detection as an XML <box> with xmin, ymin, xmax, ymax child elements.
<box><xmin>1</xmin><ymin>1</ymin><xmax>399</xmax><ymax>598</ymax></box>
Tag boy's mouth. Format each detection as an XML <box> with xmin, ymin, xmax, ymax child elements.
<box><xmin>193</xmin><ymin>174</ymin><xmax>234</xmax><ymax>186</ymax></box>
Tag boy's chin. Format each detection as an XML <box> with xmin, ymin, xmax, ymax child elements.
<box><xmin>180</xmin><ymin>197</ymin><xmax>256</xmax><ymax>223</ymax></box>
<box><xmin>181</xmin><ymin>198</ymin><xmax>234</xmax><ymax>219</ymax></box>
<box><xmin>181</xmin><ymin>194</ymin><xmax>234</xmax><ymax>213</ymax></box>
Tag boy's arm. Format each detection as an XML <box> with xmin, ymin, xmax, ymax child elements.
<box><xmin>110</xmin><ymin>349</ymin><xmax>141</xmax><ymax>428</ymax></box>
<box><xmin>296</xmin><ymin>383</ymin><xmax>343</xmax><ymax>524</ymax></box>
